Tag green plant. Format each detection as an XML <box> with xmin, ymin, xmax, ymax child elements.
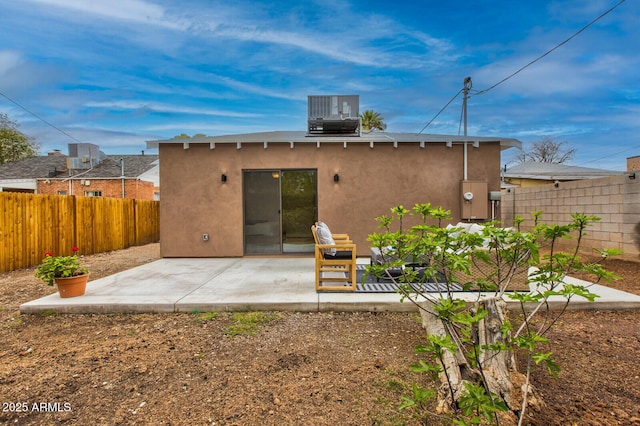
<box><xmin>4</xmin><ymin>316</ymin><xmax>23</xmax><ymax>328</ymax></box>
<box><xmin>368</xmin><ymin>204</ymin><xmax>621</xmax><ymax>425</ymax></box>
<box><xmin>197</xmin><ymin>312</ymin><xmax>220</xmax><ymax>322</ymax></box>
<box><xmin>225</xmin><ymin>311</ymin><xmax>280</xmax><ymax>337</ymax></box>
<box><xmin>34</xmin><ymin>246</ymin><xmax>89</xmax><ymax>286</ymax></box>
<box><xmin>398</xmin><ymin>383</ymin><xmax>437</xmax><ymax>410</ymax></box>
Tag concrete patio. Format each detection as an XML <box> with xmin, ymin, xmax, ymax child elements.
<box><xmin>20</xmin><ymin>257</ymin><xmax>640</xmax><ymax>314</ymax></box>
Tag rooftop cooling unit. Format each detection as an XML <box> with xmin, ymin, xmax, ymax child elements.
<box><xmin>307</xmin><ymin>95</ymin><xmax>360</xmax><ymax>136</ymax></box>
<box><xmin>66</xmin><ymin>143</ymin><xmax>105</xmax><ymax>170</ymax></box>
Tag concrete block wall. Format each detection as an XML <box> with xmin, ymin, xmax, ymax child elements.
<box><xmin>501</xmin><ymin>174</ymin><xmax>640</xmax><ymax>260</ymax></box>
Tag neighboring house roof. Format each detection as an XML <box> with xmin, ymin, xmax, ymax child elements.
<box><xmin>0</xmin><ymin>155</ymin><xmax>159</xmax><ymax>181</ymax></box>
<box><xmin>504</xmin><ymin>161</ymin><xmax>623</xmax><ymax>181</ymax></box>
<box><xmin>0</xmin><ymin>156</ymin><xmax>68</xmax><ymax>179</ymax></box>
<box><xmin>147</xmin><ymin>131</ymin><xmax>522</xmax><ymax>151</ymax></box>
<box><xmin>137</xmin><ymin>159</ymin><xmax>159</xmax><ymax>186</ymax></box>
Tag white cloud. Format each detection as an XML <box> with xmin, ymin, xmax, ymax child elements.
<box><xmin>472</xmin><ymin>50</ymin><xmax>631</xmax><ymax>98</ymax></box>
<box><xmin>189</xmin><ymin>2</ymin><xmax>456</xmax><ymax>70</ymax></box>
<box><xmin>213</xmin><ymin>26</ymin><xmax>383</xmax><ymax>67</ymax></box>
<box><xmin>0</xmin><ymin>50</ymin><xmax>23</xmax><ymax>75</ymax></box>
<box><xmin>21</xmin><ymin>0</ymin><xmax>457</xmax><ymax>70</ymax></box>
<box><xmin>85</xmin><ymin>100</ymin><xmax>263</xmax><ymax>118</ymax></box>
<box><xmin>208</xmin><ymin>75</ymin><xmax>304</xmax><ymax>101</ymax></box>
<box><xmin>143</xmin><ymin>121</ymin><xmax>279</xmax><ymax>136</ymax></box>
<box><xmin>26</xmin><ymin>0</ymin><xmax>186</xmax><ymax>29</ymax></box>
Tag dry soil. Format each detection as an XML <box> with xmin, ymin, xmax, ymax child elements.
<box><xmin>1</xmin><ymin>244</ymin><xmax>638</xmax><ymax>425</ymax></box>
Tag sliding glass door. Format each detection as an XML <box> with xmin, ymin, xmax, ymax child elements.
<box><xmin>243</xmin><ymin>170</ymin><xmax>317</xmax><ymax>254</ymax></box>
<box><xmin>281</xmin><ymin>170</ymin><xmax>317</xmax><ymax>253</ymax></box>
<box><xmin>243</xmin><ymin>171</ymin><xmax>281</xmax><ymax>254</ymax></box>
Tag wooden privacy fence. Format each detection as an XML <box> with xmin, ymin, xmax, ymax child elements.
<box><xmin>0</xmin><ymin>192</ymin><xmax>160</xmax><ymax>272</ymax></box>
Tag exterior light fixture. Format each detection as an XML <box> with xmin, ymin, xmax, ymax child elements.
<box><xmin>333</xmin><ymin>173</ymin><xmax>340</xmax><ymax>183</ymax></box>
<box><xmin>221</xmin><ymin>174</ymin><xmax>227</xmax><ymax>183</ymax></box>
<box><xmin>554</xmin><ymin>180</ymin><xmax>559</xmax><ymax>188</ymax></box>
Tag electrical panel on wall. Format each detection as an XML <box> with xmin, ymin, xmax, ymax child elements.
<box><xmin>460</xmin><ymin>181</ymin><xmax>488</xmax><ymax>220</ymax></box>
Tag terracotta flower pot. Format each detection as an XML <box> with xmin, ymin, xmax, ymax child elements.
<box><xmin>54</xmin><ymin>274</ymin><xmax>89</xmax><ymax>298</ymax></box>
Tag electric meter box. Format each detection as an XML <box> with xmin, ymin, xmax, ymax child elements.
<box><xmin>460</xmin><ymin>180</ymin><xmax>488</xmax><ymax>220</ymax></box>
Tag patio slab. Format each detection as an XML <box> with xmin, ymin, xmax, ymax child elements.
<box><xmin>19</xmin><ymin>257</ymin><xmax>640</xmax><ymax>314</ymax></box>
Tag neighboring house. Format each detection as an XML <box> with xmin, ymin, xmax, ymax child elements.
<box><xmin>147</xmin><ymin>95</ymin><xmax>522</xmax><ymax>258</ymax></box>
<box><xmin>0</xmin><ymin>143</ymin><xmax>159</xmax><ymax>200</ymax></box>
<box><xmin>502</xmin><ymin>161</ymin><xmax>623</xmax><ymax>188</ymax></box>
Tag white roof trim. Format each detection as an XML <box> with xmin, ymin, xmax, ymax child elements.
<box><xmin>147</xmin><ymin>131</ymin><xmax>521</xmax><ymax>151</ymax></box>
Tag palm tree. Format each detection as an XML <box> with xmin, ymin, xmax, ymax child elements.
<box><xmin>359</xmin><ymin>110</ymin><xmax>386</xmax><ymax>131</ymax></box>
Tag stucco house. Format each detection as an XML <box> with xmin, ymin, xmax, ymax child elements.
<box><xmin>147</xmin><ymin>96</ymin><xmax>521</xmax><ymax>258</ymax></box>
<box><xmin>0</xmin><ymin>143</ymin><xmax>159</xmax><ymax>200</ymax></box>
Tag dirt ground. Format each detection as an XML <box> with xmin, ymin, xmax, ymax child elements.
<box><xmin>1</xmin><ymin>244</ymin><xmax>639</xmax><ymax>425</ymax></box>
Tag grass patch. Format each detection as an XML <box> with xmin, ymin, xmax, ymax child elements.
<box><xmin>196</xmin><ymin>312</ymin><xmax>220</xmax><ymax>322</ymax></box>
<box><xmin>4</xmin><ymin>317</ymin><xmax>23</xmax><ymax>328</ymax></box>
<box><xmin>410</xmin><ymin>312</ymin><xmax>422</xmax><ymax>324</ymax></box>
<box><xmin>225</xmin><ymin>311</ymin><xmax>280</xmax><ymax>337</ymax></box>
<box><xmin>382</xmin><ymin>379</ymin><xmax>407</xmax><ymax>393</ymax></box>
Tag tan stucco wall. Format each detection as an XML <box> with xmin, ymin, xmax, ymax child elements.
<box><xmin>159</xmin><ymin>141</ymin><xmax>502</xmax><ymax>257</ymax></box>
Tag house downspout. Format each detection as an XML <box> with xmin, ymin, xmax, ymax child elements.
<box><xmin>463</xmin><ymin>141</ymin><xmax>468</xmax><ymax>181</ymax></box>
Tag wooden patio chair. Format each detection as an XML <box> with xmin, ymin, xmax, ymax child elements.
<box><xmin>311</xmin><ymin>222</ymin><xmax>357</xmax><ymax>291</ymax></box>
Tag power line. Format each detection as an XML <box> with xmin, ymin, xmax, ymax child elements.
<box><xmin>416</xmin><ymin>89</ymin><xmax>462</xmax><ymax>135</ymax></box>
<box><xmin>577</xmin><ymin>144</ymin><xmax>640</xmax><ymax>168</ymax></box>
<box><xmin>0</xmin><ymin>90</ymin><xmax>85</xmax><ymax>144</ymax></box>
<box><xmin>473</xmin><ymin>0</ymin><xmax>626</xmax><ymax>96</ymax></box>
<box><xmin>417</xmin><ymin>0</ymin><xmax>626</xmax><ymax>134</ymax></box>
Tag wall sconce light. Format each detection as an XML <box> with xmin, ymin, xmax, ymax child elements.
<box><xmin>554</xmin><ymin>180</ymin><xmax>560</xmax><ymax>188</ymax></box>
<box><xmin>333</xmin><ymin>173</ymin><xmax>340</xmax><ymax>183</ymax></box>
<box><xmin>221</xmin><ymin>174</ymin><xmax>227</xmax><ymax>183</ymax></box>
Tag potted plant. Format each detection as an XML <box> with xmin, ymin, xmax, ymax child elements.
<box><xmin>35</xmin><ymin>246</ymin><xmax>89</xmax><ymax>298</ymax></box>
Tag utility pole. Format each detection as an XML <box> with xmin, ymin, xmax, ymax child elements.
<box><xmin>462</xmin><ymin>76</ymin><xmax>472</xmax><ymax>180</ymax></box>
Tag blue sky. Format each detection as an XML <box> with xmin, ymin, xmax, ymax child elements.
<box><xmin>0</xmin><ymin>0</ymin><xmax>637</xmax><ymax>170</ymax></box>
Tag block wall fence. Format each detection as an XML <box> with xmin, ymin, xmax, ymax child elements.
<box><xmin>501</xmin><ymin>174</ymin><xmax>640</xmax><ymax>261</ymax></box>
